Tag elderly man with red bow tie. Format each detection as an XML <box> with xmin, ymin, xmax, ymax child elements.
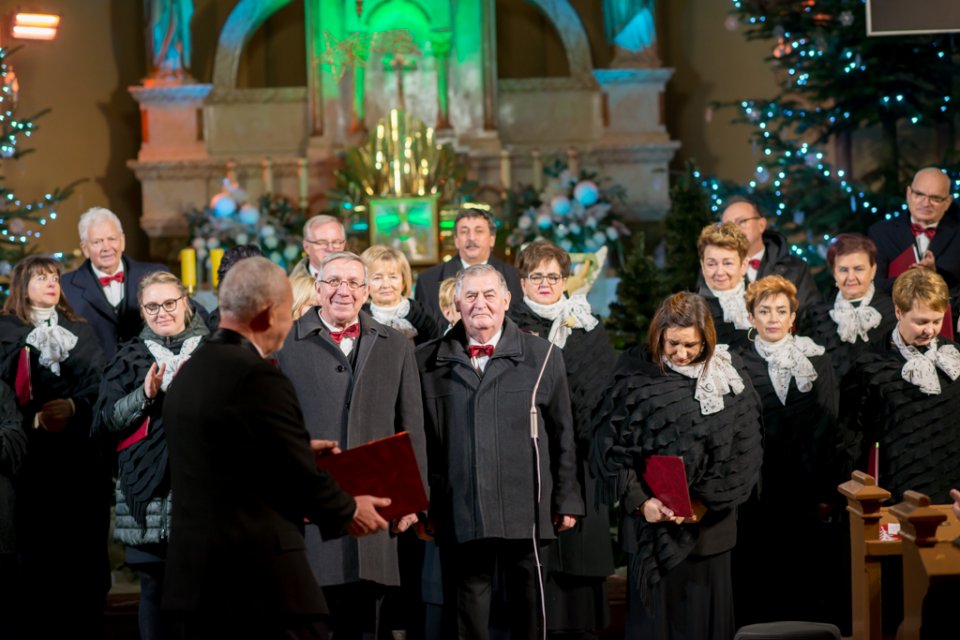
<box><xmin>61</xmin><ymin>207</ymin><xmax>169</xmax><ymax>359</ymax></box>
<box><xmin>415</xmin><ymin>263</ymin><xmax>584</xmax><ymax>640</ymax></box>
<box><xmin>276</xmin><ymin>250</ymin><xmax>427</xmax><ymax>640</ymax></box>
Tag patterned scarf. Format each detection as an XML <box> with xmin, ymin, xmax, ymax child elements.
<box><xmin>754</xmin><ymin>334</ymin><xmax>824</xmax><ymax>405</ymax></box>
<box><xmin>664</xmin><ymin>344</ymin><xmax>745</xmax><ymax>415</ymax></box>
<box><xmin>523</xmin><ymin>294</ymin><xmax>599</xmax><ymax>348</ymax></box>
<box><xmin>709</xmin><ymin>280</ymin><xmax>751</xmax><ymax>330</ymax></box>
<box><xmin>891</xmin><ymin>328</ymin><xmax>960</xmax><ymax>395</ymax></box>
<box><xmin>26</xmin><ymin>307</ymin><xmax>77</xmax><ymax>376</ymax></box>
<box><xmin>369</xmin><ymin>299</ymin><xmax>418</xmax><ymax>338</ymax></box>
<box><xmin>829</xmin><ymin>284</ymin><xmax>882</xmax><ymax>344</ymax></box>
<box><xmin>144</xmin><ymin>336</ymin><xmax>203</xmax><ymax>392</ymax></box>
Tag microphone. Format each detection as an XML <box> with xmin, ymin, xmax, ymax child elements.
<box><xmin>529</xmin><ymin>338</ymin><xmax>556</xmax><ymax>441</ymax></box>
<box><xmin>528</xmin><ymin>337</ymin><xmax>556</xmax><ymax>640</ymax></box>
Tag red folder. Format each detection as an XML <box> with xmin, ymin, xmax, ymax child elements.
<box><xmin>886</xmin><ymin>246</ymin><xmax>954</xmax><ymax>340</ymax></box>
<box><xmin>117</xmin><ymin>417</ymin><xmax>150</xmax><ymax>452</ymax></box>
<box><xmin>642</xmin><ymin>455</ymin><xmax>695</xmax><ymax>518</ymax></box>
<box><xmin>315</xmin><ymin>431</ymin><xmax>428</xmax><ymax>522</ymax></box>
<box><xmin>14</xmin><ymin>346</ymin><xmax>31</xmax><ymax>406</ymax></box>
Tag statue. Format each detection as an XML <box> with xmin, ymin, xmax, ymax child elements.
<box><xmin>146</xmin><ymin>0</ymin><xmax>194</xmax><ymax>81</ymax></box>
<box><xmin>603</xmin><ymin>0</ymin><xmax>660</xmax><ymax>68</ymax></box>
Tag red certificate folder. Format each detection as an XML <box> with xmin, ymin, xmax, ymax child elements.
<box><xmin>642</xmin><ymin>455</ymin><xmax>695</xmax><ymax>518</ymax></box>
<box><xmin>14</xmin><ymin>346</ymin><xmax>31</xmax><ymax>406</ymax></box>
<box><xmin>315</xmin><ymin>431</ymin><xmax>428</xmax><ymax>522</ymax></box>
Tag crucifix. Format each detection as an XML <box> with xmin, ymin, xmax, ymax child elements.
<box><xmin>386</xmin><ymin>53</ymin><xmax>418</xmax><ymax>111</ymax></box>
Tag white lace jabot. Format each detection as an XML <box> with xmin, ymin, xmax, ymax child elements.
<box><xmin>829</xmin><ymin>285</ymin><xmax>882</xmax><ymax>344</ymax></box>
<box><xmin>664</xmin><ymin>344</ymin><xmax>745</xmax><ymax>415</ymax></box>
<box><xmin>709</xmin><ymin>281</ymin><xmax>751</xmax><ymax>330</ymax></box>
<box><xmin>26</xmin><ymin>307</ymin><xmax>77</xmax><ymax>376</ymax></box>
<box><xmin>754</xmin><ymin>334</ymin><xmax>824</xmax><ymax>405</ymax></box>
<box><xmin>891</xmin><ymin>328</ymin><xmax>960</xmax><ymax>395</ymax></box>
<box><xmin>523</xmin><ymin>294</ymin><xmax>598</xmax><ymax>348</ymax></box>
<box><xmin>144</xmin><ymin>336</ymin><xmax>203</xmax><ymax>392</ymax></box>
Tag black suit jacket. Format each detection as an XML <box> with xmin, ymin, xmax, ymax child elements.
<box><xmin>161</xmin><ymin>329</ymin><xmax>357</xmax><ymax>616</ymax></box>
<box><xmin>869</xmin><ymin>215</ymin><xmax>960</xmax><ymax>293</ymax></box>
<box><xmin>61</xmin><ymin>257</ymin><xmax>168</xmax><ymax>359</ymax></box>
<box><xmin>413</xmin><ymin>255</ymin><xmax>524</xmax><ymax>329</ymax></box>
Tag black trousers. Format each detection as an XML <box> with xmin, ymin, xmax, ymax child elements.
<box><xmin>440</xmin><ymin>538</ymin><xmax>542</xmax><ymax>640</ymax></box>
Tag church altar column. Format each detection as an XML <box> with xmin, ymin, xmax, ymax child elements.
<box><xmin>304</xmin><ymin>0</ymin><xmax>325</xmax><ymax>137</ymax></box>
<box><xmin>432</xmin><ymin>38</ymin><xmax>452</xmax><ymax>131</ymax></box>
<box><xmin>351</xmin><ymin>64</ymin><xmax>367</xmax><ymax>134</ymax></box>
<box><xmin>481</xmin><ymin>0</ymin><xmax>498</xmax><ymax>131</ymax></box>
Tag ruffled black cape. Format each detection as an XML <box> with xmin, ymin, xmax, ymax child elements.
<box><xmin>590</xmin><ymin>346</ymin><xmax>763</xmax><ymax>605</ymax></box>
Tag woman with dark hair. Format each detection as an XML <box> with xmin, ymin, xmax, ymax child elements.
<box><xmin>0</xmin><ymin>255</ymin><xmax>108</xmax><ymax>636</ymax></box>
<box><xmin>696</xmin><ymin>222</ymin><xmax>753</xmax><ymax>351</ymax></box>
<box><xmin>735</xmin><ymin>275</ymin><xmax>840</xmax><ymax>625</ymax></box>
<box><xmin>94</xmin><ymin>270</ymin><xmax>209</xmax><ymax>639</ymax></box>
<box><xmin>804</xmin><ymin>233</ymin><xmax>897</xmax><ymax>380</ymax></box>
<box><xmin>508</xmin><ymin>240</ymin><xmax>616</xmax><ymax>637</ymax></box>
<box><xmin>592</xmin><ymin>292</ymin><xmax>762</xmax><ymax>640</ymax></box>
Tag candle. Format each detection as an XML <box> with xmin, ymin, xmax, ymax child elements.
<box><xmin>261</xmin><ymin>157</ymin><xmax>274</xmax><ymax>195</ymax></box>
<box><xmin>566</xmin><ymin>147</ymin><xmax>579</xmax><ymax>180</ymax></box>
<box><xmin>210</xmin><ymin>248</ymin><xmax>225</xmax><ymax>289</ymax></box>
<box><xmin>499</xmin><ymin>149</ymin><xmax>511</xmax><ymax>192</ymax></box>
<box><xmin>180</xmin><ymin>248</ymin><xmax>197</xmax><ymax>292</ymax></box>
<box><xmin>531</xmin><ymin>148</ymin><xmax>543</xmax><ymax>192</ymax></box>
<box><xmin>297</xmin><ymin>158</ymin><xmax>309</xmax><ymax>209</ymax></box>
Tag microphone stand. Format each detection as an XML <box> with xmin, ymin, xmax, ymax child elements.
<box><xmin>529</xmin><ymin>338</ymin><xmax>556</xmax><ymax>640</ymax></box>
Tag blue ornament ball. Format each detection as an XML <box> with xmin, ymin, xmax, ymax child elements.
<box><xmin>573</xmin><ymin>181</ymin><xmax>600</xmax><ymax>207</ymax></box>
<box><xmin>536</xmin><ymin>213</ymin><xmax>553</xmax><ymax>229</ymax></box>
<box><xmin>238</xmin><ymin>204</ymin><xmax>260</xmax><ymax>225</ymax></box>
<box><xmin>550</xmin><ymin>196</ymin><xmax>572</xmax><ymax>216</ymax></box>
<box><xmin>211</xmin><ymin>193</ymin><xmax>237</xmax><ymax>218</ymax></box>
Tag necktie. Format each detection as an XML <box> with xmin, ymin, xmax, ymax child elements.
<box><xmin>98</xmin><ymin>272</ymin><xmax>124</xmax><ymax>287</ymax></box>
<box><xmin>748</xmin><ymin>259</ymin><xmax>761</xmax><ymax>271</ymax></box>
<box><xmin>329</xmin><ymin>323</ymin><xmax>360</xmax><ymax>344</ymax></box>
<box><xmin>468</xmin><ymin>344</ymin><xmax>495</xmax><ymax>358</ymax></box>
<box><xmin>911</xmin><ymin>223</ymin><xmax>936</xmax><ymax>239</ymax></box>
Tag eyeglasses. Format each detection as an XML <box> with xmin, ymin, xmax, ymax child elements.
<box><xmin>732</xmin><ymin>216</ymin><xmax>762</xmax><ymax>227</ymax></box>
<box><xmin>319</xmin><ymin>278</ymin><xmax>366</xmax><ymax>291</ymax></box>
<box><xmin>909</xmin><ymin>186</ymin><xmax>949</xmax><ymax>205</ymax></box>
<box><xmin>142</xmin><ymin>296</ymin><xmax>184</xmax><ymax>315</ymax></box>
<box><xmin>525</xmin><ymin>273</ymin><xmax>564</xmax><ymax>285</ymax></box>
<box><xmin>304</xmin><ymin>238</ymin><xmax>347</xmax><ymax>250</ymax></box>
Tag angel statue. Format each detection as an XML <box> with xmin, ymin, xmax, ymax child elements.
<box><xmin>603</xmin><ymin>0</ymin><xmax>661</xmax><ymax>68</ymax></box>
<box><xmin>146</xmin><ymin>0</ymin><xmax>194</xmax><ymax>80</ymax></box>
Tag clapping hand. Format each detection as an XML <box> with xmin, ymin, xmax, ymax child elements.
<box><xmin>143</xmin><ymin>362</ymin><xmax>166</xmax><ymax>400</ymax></box>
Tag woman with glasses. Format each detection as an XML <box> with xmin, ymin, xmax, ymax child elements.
<box><xmin>804</xmin><ymin>234</ymin><xmax>897</xmax><ymax>381</ymax></box>
<box><xmin>0</xmin><ymin>255</ymin><xmax>107</xmax><ymax>637</ymax></box>
<box><xmin>93</xmin><ymin>271</ymin><xmax>209</xmax><ymax>639</ymax></box>
<box><xmin>506</xmin><ymin>240</ymin><xmax>616</xmax><ymax>637</ymax></box>
<box><xmin>697</xmin><ymin>222</ymin><xmax>753</xmax><ymax>352</ymax></box>
<box><xmin>735</xmin><ymin>275</ymin><xmax>840</xmax><ymax>626</ymax></box>
<box><xmin>360</xmin><ymin>245</ymin><xmax>440</xmax><ymax>345</ymax></box>
<box><xmin>592</xmin><ymin>292</ymin><xmax>762</xmax><ymax>640</ymax></box>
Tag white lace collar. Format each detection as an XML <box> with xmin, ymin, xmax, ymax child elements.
<box><xmin>523</xmin><ymin>294</ymin><xmax>598</xmax><ymax>348</ymax></box>
<box><xmin>708</xmin><ymin>280</ymin><xmax>751</xmax><ymax>330</ymax></box>
<box><xmin>829</xmin><ymin>285</ymin><xmax>882</xmax><ymax>344</ymax></box>
<box><xmin>144</xmin><ymin>336</ymin><xmax>204</xmax><ymax>392</ymax></box>
<box><xmin>26</xmin><ymin>308</ymin><xmax>77</xmax><ymax>376</ymax></box>
<box><xmin>753</xmin><ymin>334</ymin><xmax>824</xmax><ymax>405</ymax></box>
<box><xmin>369</xmin><ymin>299</ymin><xmax>417</xmax><ymax>338</ymax></box>
<box><xmin>891</xmin><ymin>327</ymin><xmax>960</xmax><ymax>395</ymax></box>
<box><xmin>664</xmin><ymin>344</ymin><xmax>745</xmax><ymax>415</ymax></box>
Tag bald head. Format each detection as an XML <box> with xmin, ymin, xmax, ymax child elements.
<box><xmin>218</xmin><ymin>257</ymin><xmax>294</xmax><ymax>356</ymax></box>
<box><xmin>721</xmin><ymin>200</ymin><xmax>766</xmax><ymax>256</ymax></box>
<box><xmin>908</xmin><ymin>167</ymin><xmax>953</xmax><ymax>226</ymax></box>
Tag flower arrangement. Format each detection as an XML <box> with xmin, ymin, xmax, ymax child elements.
<box><xmin>184</xmin><ymin>179</ymin><xmax>306</xmax><ymax>273</ymax></box>
<box><xmin>503</xmin><ymin>160</ymin><xmax>630</xmax><ymax>255</ymax></box>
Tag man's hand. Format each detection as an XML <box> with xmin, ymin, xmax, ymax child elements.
<box><xmin>639</xmin><ymin>498</ymin><xmax>685</xmax><ymax>525</ymax></box>
<box><xmin>143</xmin><ymin>362</ymin><xmax>166</xmax><ymax>400</ymax></box>
<box><xmin>347</xmin><ymin>495</ymin><xmax>390</xmax><ymax>537</ymax></box>
<box><xmin>950</xmin><ymin>488</ymin><xmax>960</xmax><ymax>522</ymax></box>
<box><xmin>910</xmin><ymin>250</ymin><xmax>936</xmax><ymax>271</ymax></box>
<box><xmin>310</xmin><ymin>439</ymin><xmax>342</xmax><ymax>458</ymax></box>
<box><xmin>391</xmin><ymin>512</ymin><xmax>419</xmax><ymax>534</ymax></box>
<box><xmin>38</xmin><ymin>398</ymin><xmax>74</xmax><ymax>432</ymax></box>
<box><xmin>552</xmin><ymin>514</ymin><xmax>577</xmax><ymax>533</ymax></box>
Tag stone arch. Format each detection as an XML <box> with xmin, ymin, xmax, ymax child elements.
<box><xmin>526</xmin><ymin>0</ymin><xmax>594</xmax><ymax>85</ymax></box>
<box><xmin>212</xmin><ymin>0</ymin><xmax>295</xmax><ymax>92</ymax></box>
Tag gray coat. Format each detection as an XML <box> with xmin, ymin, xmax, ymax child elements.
<box><xmin>416</xmin><ymin>318</ymin><xmax>585</xmax><ymax>546</ymax></box>
<box><xmin>276</xmin><ymin>308</ymin><xmax>426</xmax><ymax>587</ymax></box>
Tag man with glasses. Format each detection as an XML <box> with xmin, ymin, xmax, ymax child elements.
<box><xmin>276</xmin><ymin>251</ymin><xmax>426</xmax><ymax>640</ymax></box>
<box><xmin>414</xmin><ymin>207</ymin><xmax>524</xmax><ymax>330</ymax></box>
<box><xmin>62</xmin><ymin>207</ymin><xmax>168</xmax><ymax>358</ymax></box>
<box><xmin>291</xmin><ymin>215</ymin><xmax>348</xmax><ymax>279</ymax></box>
<box><xmin>703</xmin><ymin>198</ymin><xmax>821</xmax><ymax>318</ymax></box>
<box><xmin>871</xmin><ymin>167</ymin><xmax>959</xmax><ymax>293</ymax></box>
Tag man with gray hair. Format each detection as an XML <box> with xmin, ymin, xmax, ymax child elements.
<box><xmin>61</xmin><ymin>207</ymin><xmax>168</xmax><ymax>358</ymax></box>
<box><xmin>291</xmin><ymin>215</ymin><xmax>347</xmax><ymax>279</ymax></box>
<box><xmin>162</xmin><ymin>257</ymin><xmax>391</xmax><ymax>639</ymax></box>
<box><xmin>416</xmin><ymin>263</ymin><xmax>583</xmax><ymax>639</ymax></box>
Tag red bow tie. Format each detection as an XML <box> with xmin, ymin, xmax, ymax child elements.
<box><xmin>911</xmin><ymin>223</ymin><xmax>936</xmax><ymax>239</ymax></box>
<box><xmin>748</xmin><ymin>259</ymin><xmax>762</xmax><ymax>271</ymax></box>
<box><xmin>98</xmin><ymin>272</ymin><xmax>124</xmax><ymax>287</ymax></box>
<box><xmin>329</xmin><ymin>323</ymin><xmax>360</xmax><ymax>344</ymax></box>
<box><xmin>468</xmin><ymin>344</ymin><xmax>495</xmax><ymax>358</ymax></box>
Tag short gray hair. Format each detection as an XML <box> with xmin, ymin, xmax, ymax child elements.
<box><xmin>303</xmin><ymin>214</ymin><xmax>344</xmax><ymax>239</ymax></box>
<box><xmin>454</xmin><ymin>264</ymin><xmax>508</xmax><ymax>298</ymax></box>
<box><xmin>78</xmin><ymin>207</ymin><xmax>124</xmax><ymax>243</ymax></box>
<box><xmin>219</xmin><ymin>257</ymin><xmax>289</xmax><ymax>321</ymax></box>
<box><xmin>316</xmin><ymin>251</ymin><xmax>368</xmax><ymax>282</ymax></box>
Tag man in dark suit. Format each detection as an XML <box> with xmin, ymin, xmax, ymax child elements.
<box><xmin>61</xmin><ymin>207</ymin><xmax>168</xmax><ymax>358</ymax></box>
<box><xmin>416</xmin><ymin>264</ymin><xmax>584</xmax><ymax>639</ymax></box>
<box><xmin>870</xmin><ymin>167</ymin><xmax>959</xmax><ymax>293</ymax></box>
<box><xmin>277</xmin><ymin>251</ymin><xmax>426</xmax><ymax>639</ymax></box>
<box><xmin>414</xmin><ymin>207</ymin><xmax>523</xmax><ymax>329</ymax></box>
<box><xmin>162</xmin><ymin>257</ymin><xmax>391</xmax><ymax>639</ymax></box>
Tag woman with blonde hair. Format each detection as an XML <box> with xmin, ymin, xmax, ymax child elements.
<box><xmin>290</xmin><ymin>274</ymin><xmax>319</xmax><ymax>319</ymax></box>
<box><xmin>361</xmin><ymin>245</ymin><xmax>439</xmax><ymax>345</ymax></box>
<box><xmin>696</xmin><ymin>222</ymin><xmax>752</xmax><ymax>350</ymax></box>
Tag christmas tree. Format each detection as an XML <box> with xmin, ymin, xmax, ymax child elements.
<box><xmin>605</xmin><ymin>232</ymin><xmax>669</xmax><ymax>350</ymax></box>
<box><xmin>703</xmin><ymin>1</ymin><xmax>960</xmax><ymax>274</ymax></box>
<box><xmin>0</xmin><ymin>47</ymin><xmax>80</xmax><ymax>290</ymax></box>
<box><xmin>663</xmin><ymin>163</ymin><xmax>715</xmax><ymax>293</ymax></box>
